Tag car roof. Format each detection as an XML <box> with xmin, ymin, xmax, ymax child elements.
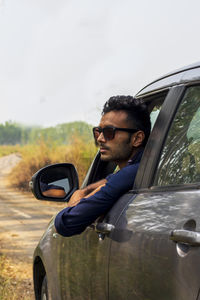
<box><xmin>136</xmin><ymin>61</ymin><xmax>200</xmax><ymax>97</ymax></box>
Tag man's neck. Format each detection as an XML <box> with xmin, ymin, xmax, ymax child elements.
<box><xmin>117</xmin><ymin>147</ymin><xmax>143</xmax><ymax>169</ymax></box>
<box><xmin>118</xmin><ymin>161</ymin><xmax>128</xmax><ymax>169</ymax></box>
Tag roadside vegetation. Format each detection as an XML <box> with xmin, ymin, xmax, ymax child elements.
<box><xmin>0</xmin><ymin>120</ymin><xmax>97</xmax><ymax>191</ymax></box>
<box><xmin>9</xmin><ymin>137</ymin><xmax>97</xmax><ymax>191</ymax></box>
<box><xmin>0</xmin><ymin>145</ymin><xmax>21</xmax><ymax>157</ymax></box>
<box><xmin>0</xmin><ymin>120</ymin><xmax>93</xmax><ymax>145</ymax></box>
<box><xmin>0</xmin><ymin>254</ymin><xmax>34</xmax><ymax>299</ymax></box>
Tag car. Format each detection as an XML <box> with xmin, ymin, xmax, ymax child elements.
<box><xmin>31</xmin><ymin>62</ymin><xmax>200</xmax><ymax>300</ymax></box>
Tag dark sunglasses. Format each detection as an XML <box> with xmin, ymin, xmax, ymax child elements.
<box><xmin>93</xmin><ymin>126</ymin><xmax>139</xmax><ymax>141</ymax></box>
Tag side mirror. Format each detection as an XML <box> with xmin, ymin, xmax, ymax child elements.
<box><xmin>29</xmin><ymin>163</ymin><xmax>79</xmax><ymax>202</ymax></box>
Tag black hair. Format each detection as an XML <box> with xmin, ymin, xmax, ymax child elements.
<box><xmin>102</xmin><ymin>95</ymin><xmax>151</xmax><ymax>146</ymax></box>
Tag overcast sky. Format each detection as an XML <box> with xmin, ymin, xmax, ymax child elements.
<box><xmin>0</xmin><ymin>0</ymin><xmax>200</xmax><ymax>127</ymax></box>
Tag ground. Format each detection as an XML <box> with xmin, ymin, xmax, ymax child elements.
<box><xmin>0</xmin><ymin>154</ymin><xmax>66</xmax><ymax>299</ymax></box>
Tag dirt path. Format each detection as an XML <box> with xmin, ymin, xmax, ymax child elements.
<box><xmin>0</xmin><ymin>154</ymin><xmax>66</xmax><ymax>299</ymax></box>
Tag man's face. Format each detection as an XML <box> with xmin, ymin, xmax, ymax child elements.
<box><xmin>96</xmin><ymin>110</ymin><xmax>140</xmax><ymax>167</ymax></box>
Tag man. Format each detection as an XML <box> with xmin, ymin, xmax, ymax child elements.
<box><xmin>55</xmin><ymin>95</ymin><xmax>151</xmax><ymax>236</ymax></box>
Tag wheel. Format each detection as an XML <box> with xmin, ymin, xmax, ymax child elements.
<box><xmin>41</xmin><ymin>275</ymin><xmax>50</xmax><ymax>300</ymax></box>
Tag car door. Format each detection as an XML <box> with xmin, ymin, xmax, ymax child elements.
<box><xmin>108</xmin><ymin>85</ymin><xmax>200</xmax><ymax>299</ymax></box>
<box><xmin>54</xmin><ymin>226</ymin><xmax>110</xmax><ymax>300</ymax></box>
<box><xmin>54</xmin><ymin>156</ymin><xmax>116</xmax><ymax>300</ymax></box>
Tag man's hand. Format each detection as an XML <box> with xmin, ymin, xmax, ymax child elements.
<box><xmin>67</xmin><ymin>179</ymin><xmax>107</xmax><ymax>207</ymax></box>
<box><xmin>67</xmin><ymin>189</ymin><xmax>87</xmax><ymax>207</ymax></box>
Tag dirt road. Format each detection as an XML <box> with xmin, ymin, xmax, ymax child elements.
<box><xmin>0</xmin><ymin>154</ymin><xmax>66</xmax><ymax>298</ymax></box>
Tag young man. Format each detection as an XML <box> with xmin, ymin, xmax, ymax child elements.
<box><xmin>55</xmin><ymin>96</ymin><xmax>151</xmax><ymax>236</ymax></box>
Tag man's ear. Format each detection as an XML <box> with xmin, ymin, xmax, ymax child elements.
<box><xmin>132</xmin><ymin>131</ymin><xmax>145</xmax><ymax>147</ymax></box>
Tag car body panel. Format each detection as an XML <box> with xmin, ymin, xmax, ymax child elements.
<box><xmin>34</xmin><ymin>218</ymin><xmax>62</xmax><ymax>299</ymax></box>
<box><xmin>108</xmin><ymin>189</ymin><xmax>200</xmax><ymax>300</ymax></box>
<box><xmin>56</xmin><ymin>227</ymin><xmax>109</xmax><ymax>300</ymax></box>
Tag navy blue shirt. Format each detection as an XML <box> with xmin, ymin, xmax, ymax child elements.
<box><xmin>54</xmin><ymin>150</ymin><xmax>143</xmax><ymax>237</ymax></box>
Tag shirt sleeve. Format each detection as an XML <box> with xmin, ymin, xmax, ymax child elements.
<box><xmin>54</xmin><ymin>162</ymin><xmax>140</xmax><ymax>237</ymax></box>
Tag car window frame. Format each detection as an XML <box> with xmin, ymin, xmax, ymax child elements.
<box><xmin>150</xmin><ymin>83</ymin><xmax>200</xmax><ymax>192</ymax></box>
<box><xmin>134</xmin><ymin>85</ymin><xmax>186</xmax><ymax>190</ymax></box>
<box><xmin>81</xmin><ymin>151</ymin><xmax>117</xmax><ymax>188</ymax></box>
<box><xmin>137</xmin><ymin>82</ymin><xmax>200</xmax><ymax>192</ymax></box>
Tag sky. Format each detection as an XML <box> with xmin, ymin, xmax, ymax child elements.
<box><xmin>0</xmin><ymin>0</ymin><xmax>200</xmax><ymax>127</ymax></box>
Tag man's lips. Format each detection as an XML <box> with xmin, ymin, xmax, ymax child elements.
<box><xmin>100</xmin><ymin>147</ymin><xmax>109</xmax><ymax>153</ymax></box>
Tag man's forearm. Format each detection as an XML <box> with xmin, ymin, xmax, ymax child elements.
<box><xmin>83</xmin><ymin>179</ymin><xmax>107</xmax><ymax>195</ymax></box>
<box><xmin>67</xmin><ymin>178</ymin><xmax>107</xmax><ymax>207</ymax></box>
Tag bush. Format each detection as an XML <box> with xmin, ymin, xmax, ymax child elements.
<box><xmin>9</xmin><ymin>138</ymin><xmax>97</xmax><ymax>191</ymax></box>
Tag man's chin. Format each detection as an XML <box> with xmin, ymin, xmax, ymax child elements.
<box><xmin>100</xmin><ymin>153</ymin><xmax>111</xmax><ymax>161</ymax></box>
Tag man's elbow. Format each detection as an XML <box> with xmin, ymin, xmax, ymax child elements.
<box><xmin>54</xmin><ymin>213</ymin><xmax>85</xmax><ymax>237</ymax></box>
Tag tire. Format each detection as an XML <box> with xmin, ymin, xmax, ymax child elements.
<box><xmin>41</xmin><ymin>275</ymin><xmax>49</xmax><ymax>300</ymax></box>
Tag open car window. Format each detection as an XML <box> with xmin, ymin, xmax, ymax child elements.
<box><xmin>142</xmin><ymin>90</ymin><xmax>169</xmax><ymax>130</ymax></box>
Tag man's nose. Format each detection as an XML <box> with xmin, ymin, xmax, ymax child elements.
<box><xmin>97</xmin><ymin>132</ymin><xmax>106</xmax><ymax>143</ymax></box>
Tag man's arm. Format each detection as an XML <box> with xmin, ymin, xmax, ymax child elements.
<box><xmin>67</xmin><ymin>179</ymin><xmax>107</xmax><ymax>207</ymax></box>
<box><xmin>54</xmin><ymin>163</ymin><xmax>140</xmax><ymax>237</ymax></box>
<box><xmin>43</xmin><ymin>189</ymin><xmax>66</xmax><ymax>198</ymax></box>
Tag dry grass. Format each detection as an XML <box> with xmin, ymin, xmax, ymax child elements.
<box><xmin>0</xmin><ymin>254</ymin><xmax>34</xmax><ymax>300</ymax></box>
<box><xmin>8</xmin><ymin>138</ymin><xmax>97</xmax><ymax>191</ymax></box>
<box><xmin>0</xmin><ymin>145</ymin><xmax>21</xmax><ymax>157</ymax></box>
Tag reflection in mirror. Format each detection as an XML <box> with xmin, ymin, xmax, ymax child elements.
<box><xmin>39</xmin><ymin>166</ymin><xmax>71</xmax><ymax>198</ymax></box>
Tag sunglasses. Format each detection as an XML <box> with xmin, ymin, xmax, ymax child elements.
<box><xmin>93</xmin><ymin>126</ymin><xmax>139</xmax><ymax>141</ymax></box>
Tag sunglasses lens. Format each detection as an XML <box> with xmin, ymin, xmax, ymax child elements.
<box><xmin>93</xmin><ymin>128</ymin><xmax>100</xmax><ymax>140</ymax></box>
<box><xmin>93</xmin><ymin>127</ymin><xmax>115</xmax><ymax>140</ymax></box>
<box><xmin>103</xmin><ymin>128</ymin><xmax>115</xmax><ymax>140</ymax></box>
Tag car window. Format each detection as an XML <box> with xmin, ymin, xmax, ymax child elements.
<box><xmin>143</xmin><ymin>90</ymin><xmax>169</xmax><ymax>130</ymax></box>
<box><xmin>150</xmin><ymin>105</ymin><xmax>161</xmax><ymax>129</ymax></box>
<box><xmin>153</xmin><ymin>85</ymin><xmax>200</xmax><ymax>186</ymax></box>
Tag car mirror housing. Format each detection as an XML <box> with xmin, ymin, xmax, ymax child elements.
<box><xmin>29</xmin><ymin>163</ymin><xmax>79</xmax><ymax>202</ymax></box>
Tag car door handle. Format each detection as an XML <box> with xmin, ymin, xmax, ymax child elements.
<box><xmin>95</xmin><ymin>222</ymin><xmax>115</xmax><ymax>234</ymax></box>
<box><xmin>170</xmin><ymin>229</ymin><xmax>200</xmax><ymax>246</ymax></box>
